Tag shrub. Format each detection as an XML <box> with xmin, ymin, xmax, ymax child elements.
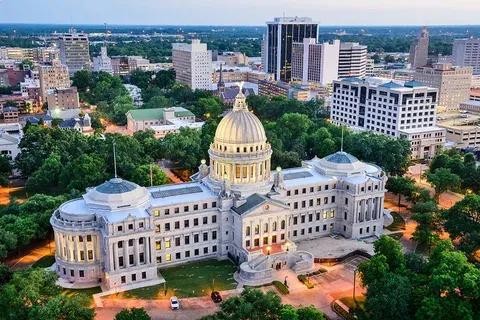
<box><xmin>272</xmin><ymin>280</ymin><xmax>289</xmax><ymax>295</ymax></box>
<box><xmin>297</xmin><ymin>274</ymin><xmax>314</xmax><ymax>289</ymax></box>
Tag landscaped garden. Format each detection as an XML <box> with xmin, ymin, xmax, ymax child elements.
<box><xmin>119</xmin><ymin>259</ymin><xmax>238</xmax><ymax>299</ymax></box>
<box><xmin>386</xmin><ymin>212</ymin><xmax>406</xmax><ymax>231</ymax></box>
<box><xmin>32</xmin><ymin>254</ymin><xmax>55</xmax><ymax>268</ymax></box>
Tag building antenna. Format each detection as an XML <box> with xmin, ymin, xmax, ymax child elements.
<box><xmin>113</xmin><ymin>141</ymin><xmax>118</xmax><ymax>178</ymax></box>
<box><xmin>340</xmin><ymin>127</ymin><xmax>344</xmax><ymax>152</ymax></box>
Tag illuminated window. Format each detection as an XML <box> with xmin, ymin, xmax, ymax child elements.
<box><xmin>166</xmin><ymin>253</ymin><xmax>171</xmax><ymax>261</ymax></box>
<box><xmin>154</xmin><ymin>210</ymin><xmax>160</xmax><ymax>217</ymax></box>
<box><xmin>156</xmin><ymin>241</ymin><xmax>161</xmax><ymax>250</ymax></box>
<box><xmin>165</xmin><ymin>239</ymin><xmax>171</xmax><ymax>248</ymax></box>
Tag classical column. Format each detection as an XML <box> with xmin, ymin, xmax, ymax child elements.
<box><xmin>73</xmin><ymin>235</ymin><xmax>79</xmax><ymax>262</ymax></box>
<box><xmin>83</xmin><ymin>237</ymin><xmax>88</xmax><ymax>262</ymax></box>
<box><xmin>113</xmin><ymin>241</ymin><xmax>118</xmax><ymax>271</ymax></box>
<box><xmin>134</xmin><ymin>238</ymin><xmax>140</xmax><ymax>265</ymax></box>
<box><xmin>146</xmin><ymin>237</ymin><xmax>151</xmax><ymax>264</ymax></box>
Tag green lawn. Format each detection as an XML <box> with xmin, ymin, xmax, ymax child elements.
<box><xmin>32</xmin><ymin>255</ymin><xmax>55</xmax><ymax>268</ymax></box>
<box><xmin>121</xmin><ymin>259</ymin><xmax>238</xmax><ymax>300</ymax></box>
<box><xmin>340</xmin><ymin>296</ymin><xmax>366</xmax><ymax>311</ymax></box>
<box><xmin>386</xmin><ymin>212</ymin><xmax>406</xmax><ymax>231</ymax></box>
<box><xmin>62</xmin><ymin>287</ymin><xmax>102</xmax><ymax>305</ymax></box>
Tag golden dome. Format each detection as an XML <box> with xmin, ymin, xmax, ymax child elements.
<box><xmin>214</xmin><ymin>92</ymin><xmax>266</xmax><ymax>145</ymax></box>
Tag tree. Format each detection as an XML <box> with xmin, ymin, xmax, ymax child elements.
<box><xmin>373</xmin><ymin>235</ymin><xmax>405</xmax><ymax>272</ymax></box>
<box><xmin>443</xmin><ymin>195</ymin><xmax>480</xmax><ymax>257</ymax></box>
<box><xmin>412</xmin><ymin>201</ymin><xmax>442</xmax><ymax>250</ymax></box>
<box><xmin>427</xmin><ymin>168</ymin><xmax>461</xmax><ymax>199</ymax></box>
<box><xmin>358</xmin><ymin>254</ymin><xmax>389</xmax><ymax>286</ymax></box>
<box><xmin>130</xmin><ymin>164</ymin><xmax>169</xmax><ymax>187</ymax></box>
<box><xmin>160</xmin><ymin>127</ymin><xmax>202</xmax><ymax>170</ymax></box>
<box><xmin>201</xmin><ymin>288</ymin><xmax>326</xmax><ymax>320</ymax></box>
<box><xmin>115</xmin><ymin>307</ymin><xmax>151</xmax><ymax>320</ymax></box>
<box><xmin>112</xmin><ymin>95</ymin><xmax>135</xmax><ymax>125</ymax></box>
<box><xmin>58</xmin><ymin>154</ymin><xmax>108</xmax><ymax>192</ymax></box>
<box><xmin>25</xmin><ymin>153</ymin><xmax>63</xmax><ymax>194</ymax></box>
<box><xmin>386</xmin><ymin>176</ymin><xmax>415</xmax><ymax>208</ymax></box>
<box><xmin>364</xmin><ymin>273</ymin><xmax>412</xmax><ymax>320</ymax></box>
<box><xmin>142</xmin><ymin>95</ymin><xmax>172</xmax><ymax>110</ymax></box>
<box><xmin>0</xmin><ymin>155</ymin><xmax>11</xmax><ymax>186</ymax></box>
<box><xmin>129</xmin><ymin>70</ymin><xmax>153</xmax><ymax>90</ymax></box>
<box><xmin>31</xmin><ymin>294</ymin><xmax>95</xmax><ymax>320</ymax></box>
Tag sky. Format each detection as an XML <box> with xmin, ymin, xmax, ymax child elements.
<box><xmin>1</xmin><ymin>0</ymin><xmax>480</xmax><ymax>26</ymax></box>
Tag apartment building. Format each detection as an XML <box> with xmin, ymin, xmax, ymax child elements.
<box><xmin>172</xmin><ymin>40</ymin><xmax>212</xmax><ymax>90</ymax></box>
<box><xmin>291</xmin><ymin>39</ymin><xmax>340</xmax><ymax>86</ymax></box>
<box><xmin>330</xmin><ymin>77</ymin><xmax>445</xmax><ymax>159</ymax></box>
<box><xmin>54</xmin><ymin>31</ymin><xmax>91</xmax><ymax>74</ymax></box>
<box><xmin>413</xmin><ymin>63</ymin><xmax>472</xmax><ymax>112</ymax></box>
<box><xmin>38</xmin><ymin>60</ymin><xmax>71</xmax><ymax>100</ymax></box>
<box><xmin>453</xmin><ymin>38</ymin><xmax>480</xmax><ymax>75</ymax></box>
<box><xmin>338</xmin><ymin>42</ymin><xmax>367</xmax><ymax>79</ymax></box>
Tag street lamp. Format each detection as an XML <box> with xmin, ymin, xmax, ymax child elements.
<box><xmin>353</xmin><ymin>268</ymin><xmax>358</xmax><ymax>304</ymax></box>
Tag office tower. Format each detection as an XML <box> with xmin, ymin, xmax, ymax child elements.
<box><xmin>92</xmin><ymin>46</ymin><xmax>113</xmax><ymax>75</ymax></box>
<box><xmin>291</xmin><ymin>39</ymin><xmax>340</xmax><ymax>86</ymax></box>
<box><xmin>330</xmin><ymin>78</ymin><xmax>445</xmax><ymax>159</ymax></box>
<box><xmin>38</xmin><ymin>60</ymin><xmax>71</xmax><ymax>100</ymax></box>
<box><xmin>413</xmin><ymin>63</ymin><xmax>472</xmax><ymax>112</ymax></box>
<box><xmin>172</xmin><ymin>40</ymin><xmax>212</xmax><ymax>90</ymax></box>
<box><xmin>46</xmin><ymin>87</ymin><xmax>80</xmax><ymax>111</ymax></box>
<box><xmin>409</xmin><ymin>26</ymin><xmax>429</xmax><ymax>69</ymax></box>
<box><xmin>452</xmin><ymin>38</ymin><xmax>480</xmax><ymax>75</ymax></box>
<box><xmin>338</xmin><ymin>42</ymin><xmax>368</xmax><ymax>79</ymax></box>
<box><xmin>54</xmin><ymin>31</ymin><xmax>91</xmax><ymax>75</ymax></box>
<box><xmin>265</xmin><ymin>17</ymin><xmax>318</xmax><ymax>82</ymax></box>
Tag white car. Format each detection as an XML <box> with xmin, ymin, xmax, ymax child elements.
<box><xmin>170</xmin><ymin>296</ymin><xmax>180</xmax><ymax>310</ymax></box>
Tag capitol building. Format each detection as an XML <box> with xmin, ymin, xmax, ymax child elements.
<box><xmin>50</xmin><ymin>91</ymin><xmax>388</xmax><ymax>290</ymax></box>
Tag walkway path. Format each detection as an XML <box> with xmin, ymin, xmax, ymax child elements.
<box><xmin>5</xmin><ymin>239</ymin><xmax>55</xmax><ymax>271</ymax></box>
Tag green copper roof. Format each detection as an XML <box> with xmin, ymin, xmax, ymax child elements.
<box><xmin>126</xmin><ymin>107</ymin><xmax>194</xmax><ymax>121</ymax></box>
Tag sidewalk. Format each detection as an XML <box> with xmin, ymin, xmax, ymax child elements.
<box><xmin>5</xmin><ymin>239</ymin><xmax>55</xmax><ymax>271</ymax></box>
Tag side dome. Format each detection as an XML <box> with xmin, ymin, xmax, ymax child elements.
<box><xmin>83</xmin><ymin>178</ymin><xmax>150</xmax><ymax>210</ymax></box>
<box><xmin>214</xmin><ymin>92</ymin><xmax>266</xmax><ymax>145</ymax></box>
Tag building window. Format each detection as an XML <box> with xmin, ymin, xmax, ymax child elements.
<box><xmin>185</xmin><ymin>235</ymin><xmax>190</xmax><ymax>245</ymax></box>
<box><xmin>119</xmin><ymin>257</ymin><xmax>124</xmax><ymax>267</ymax></box>
<box><xmin>213</xmin><ymin>245</ymin><xmax>217</xmax><ymax>252</ymax></box>
<box><xmin>185</xmin><ymin>251</ymin><xmax>190</xmax><ymax>258</ymax></box>
<box><xmin>132</xmin><ymin>273</ymin><xmax>136</xmax><ymax>281</ymax></box>
<box><xmin>166</xmin><ymin>253</ymin><xmax>172</xmax><ymax>261</ymax></box>
<box><xmin>165</xmin><ymin>239</ymin><xmax>171</xmax><ymax>248</ymax></box>
<box><xmin>246</xmin><ymin>240</ymin><xmax>251</xmax><ymax>247</ymax></box>
<box><xmin>246</xmin><ymin>226</ymin><xmax>251</xmax><ymax>236</ymax></box>
<box><xmin>129</xmin><ymin>254</ymin><xmax>134</xmax><ymax>265</ymax></box>
<box><xmin>87</xmin><ymin>235</ymin><xmax>92</xmax><ymax>242</ymax></box>
<box><xmin>204</xmin><ymin>247</ymin><xmax>208</xmax><ymax>254</ymax></box>
<box><xmin>117</xmin><ymin>226</ymin><xmax>123</xmax><ymax>232</ymax></box>
<box><xmin>203</xmin><ymin>217</ymin><xmax>208</xmax><ymax>225</ymax></box>
<box><xmin>128</xmin><ymin>224</ymin><xmax>134</xmax><ymax>230</ymax></box>
<box><xmin>140</xmin><ymin>252</ymin><xmax>145</xmax><ymax>263</ymax></box>
<box><xmin>212</xmin><ymin>231</ymin><xmax>217</xmax><ymax>240</ymax></box>
<box><xmin>139</xmin><ymin>238</ymin><xmax>144</xmax><ymax>245</ymax></box>
<box><xmin>88</xmin><ymin>250</ymin><xmax>93</xmax><ymax>260</ymax></box>
<box><xmin>212</xmin><ymin>215</ymin><xmax>217</xmax><ymax>223</ymax></box>
<box><xmin>156</xmin><ymin>241</ymin><xmax>161</xmax><ymax>250</ymax></box>
<box><xmin>194</xmin><ymin>249</ymin><xmax>199</xmax><ymax>256</ymax></box>
<box><xmin>79</xmin><ymin>270</ymin><xmax>84</xmax><ymax>277</ymax></box>
<box><xmin>194</xmin><ymin>234</ymin><xmax>199</xmax><ymax>243</ymax></box>
<box><xmin>281</xmin><ymin>220</ymin><xmax>286</xmax><ymax>230</ymax></box>
<box><xmin>194</xmin><ymin>218</ymin><xmax>199</xmax><ymax>226</ymax></box>
<box><xmin>129</xmin><ymin>239</ymin><xmax>134</xmax><ymax>246</ymax></box>
<box><xmin>203</xmin><ymin>232</ymin><xmax>208</xmax><ymax>241</ymax></box>
<box><xmin>121</xmin><ymin>276</ymin><xmax>126</xmax><ymax>284</ymax></box>
<box><xmin>175</xmin><ymin>237</ymin><xmax>181</xmax><ymax>246</ymax></box>
<box><xmin>142</xmin><ymin>272</ymin><xmax>146</xmax><ymax>279</ymax></box>
<box><xmin>176</xmin><ymin>252</ymin><xmax>181</xmax><ymax>260</ymax></box>
<box><xmin>118</xmin><ymin>241</ymin><xmax>123</xmax><ymax>249</ymax></box>
<box><xmin>165</xmin><ymin>223</ymin><xmax>170</xmax><ymax>231</ymax></box>
<box><xmin>175</xmin><ymin>221</ymin><xmax>180</xmax><ymax>229</ymax></box>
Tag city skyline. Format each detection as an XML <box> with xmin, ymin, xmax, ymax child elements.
<box><xmin>1</xmin><ymin>0</ymin><xmax>480</xmax><ymax>26</ymax></box>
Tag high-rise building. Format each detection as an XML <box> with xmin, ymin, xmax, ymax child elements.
<box><xmin>291</xmin><ymin>39</ymin><xmax>340</xmax><ymax>86</ymax></box>
<box><xmin>265</xmin><ymin>17</ymin><xmax>318</xmax><ymax>82</ymax></box>
<box><xmin>46</xmin><ymin>87</ymin><xmax>80</xmax><ymax>112</ymax></box>
<box><xmin>409</xmin><ymin>27</ymin><xmax>429</xmax><ymax>69</ymax></box>
<box><xmin>338</xmin><ymin>42</ymin><xmax>368</xmax><ymax>79</ymax></box>
<box><xmin>172</xmin><ymin>40</ymin><xmax>212</xmax><ymax>90</ymax></box>
<box><xmin>54</xmin><ymin>31</ymin><xmax>91</xmax><ymax>75</ymax></box>
<box><xmin>330</xmin><ymin>77</ymin><xmax>445</xmax><ymax>159</ymax></box>
<box><xmin>452</xmin><ymin>38</ymin><xmax>480</xmax><ymax>75</ymax></box>
<box><xmin>92</xmin><ymin>46</ymin><xmax>113</xmax><ymax>75</ymax></box>
<box><xmin>413</xmin><ymin>63</ymin><xmax>472</xmax><ymax>112</ymax></box>
<box><xmin>38</xmin><ymin>60</ymin><xmax>71</xmax><ymax>100</ymax></box>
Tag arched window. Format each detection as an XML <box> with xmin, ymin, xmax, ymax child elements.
<box><xmin>264</xmin><ymin>223</ymin><xmax>268</xmax><ymax>233</ymax></box>
<box><xmin>273</xmin><ymin>221</ymin><xmax>277</xmax><ymax>231</ymax></box>
<box><xmin>246</xmin><ymin>226</ymin><xmax>251</xmax><ymax>236</ymax></box>
<box><xmin>255</xmin><ymin>225</ymin><xmax>260</xmax><ymax>235</ymax></box>
<box><xmin>281</xmin><ymin>220</ymin><xmax>286</xmax><ymax>230</ymax></box>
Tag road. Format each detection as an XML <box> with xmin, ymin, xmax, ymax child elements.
<box><xmin>94</xmin><ymin>257</ymin><xmax>368</xmax><ymax>320</ymax></box>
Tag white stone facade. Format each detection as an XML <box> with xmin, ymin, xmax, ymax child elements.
<box><xmin>51</xmin><ymin>92</ymin><xmax>387</xmax><ymax>290</ymax></box>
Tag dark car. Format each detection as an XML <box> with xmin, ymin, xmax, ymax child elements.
<box><xmin>211</xmin><ymin>291</ymin><xmax>223</xmax><ymax>303</ymax></box>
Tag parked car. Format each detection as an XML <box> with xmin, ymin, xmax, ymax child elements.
<box><xmin>211</xmin><ymin>291</ymin><xmax>223</xmax><ymax>303</ymax></box>
<box><xmin>170</xmin><ymin>296</ymin><xmax>180</xmax><ymax>310</ymax></box>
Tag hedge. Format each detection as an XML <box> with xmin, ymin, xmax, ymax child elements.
<box><xmin>272</xmin><ymin>280</ymin><xmax>289</xmax><ymax>295</ymax></box>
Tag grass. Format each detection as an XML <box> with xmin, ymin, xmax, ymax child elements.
<box><xmin>339</xmin><ymin>296</ymin><xmax>366</xmax><ymax>311</ymax></box>
<box><xmin>388</xmin><ymin>232</ymin><xmax>404</xmax><ymax>240</ymax></box>
<box><xmin>386</xmin><ymin>212</ymin><xmax>406</xmax><ymax>231</ymax></box>
<box><xmin>272</xmin><ymin>280</ymin><xmax>289</xmax><ymax>295</ymax></box>
<box><xmin>32</xmin><ymin>255</ymin><xmax>55</xmax><ymax>268</ymax></box>
<box><xmin>119</xmin><ymin>259</ymin><xmax>237</xmax><ymax>300</ymax></box>
<box><xmin>62</xmin><ymin>287</ymin><xmax>102</xmax><ymax>305</ymax></box>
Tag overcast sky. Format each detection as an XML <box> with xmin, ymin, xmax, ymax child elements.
<box><xmin>1</xmin><ymin>0</ymin><xmax>479</xmax><ymax>26</ymax></box>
